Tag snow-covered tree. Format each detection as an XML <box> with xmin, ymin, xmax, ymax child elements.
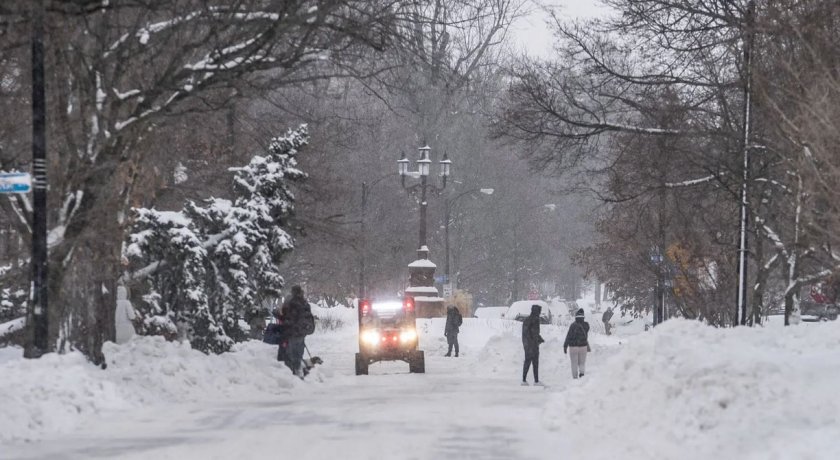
<box><xmin>125</xmin><ymin>126</ymin><xmax>308</xmax><ymax>353</ymax></box>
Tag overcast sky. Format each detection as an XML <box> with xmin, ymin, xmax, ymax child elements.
<box><xmin>510</xmin><ymin>0</ymin><xmax>611</xmax><ymax>58</ymax></box>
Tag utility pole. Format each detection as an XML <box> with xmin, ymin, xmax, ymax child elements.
<box><xmin>736</xmin><ymin>0</ymin><xmax>756</xmax><ymax>327</ymax></box>
<box><xmin>359</xmin><ymin>182</ymin><xmax>368</xmax><ymax>299</ymax></box>
<box><xmin>25</xmin><ymin>0</ymin><xmax>49</xmax><ymax>358</ymax></box>
<box><xmin>444</xmin><ymin>199</ymin><xmax>451</xmax><ymax>283</ymax></box>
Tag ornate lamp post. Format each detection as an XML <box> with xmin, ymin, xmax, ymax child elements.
<box><xmin>397</xmin><ymin>146</ymin><xmax>451</xmax><ymax>317</ymax></box>
<box><xmin>397</xmin><ymin>146</ymin><xmax>451</xmax><ymax>251</ymax></box>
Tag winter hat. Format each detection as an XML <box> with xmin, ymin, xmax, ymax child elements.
<box><xmin>575</xmin><ymin>308</ymin><xmax>585</xmax><ymax>318</ymax></box>
<box><xmin>291</xmin><ymin>285</ymin><xmax>304</xmax><ymax>296</ymax></box>
<box><xmin>531</xmin><ymin>304</ymin><xmax>542</xmax><ymax>315</ymax></box>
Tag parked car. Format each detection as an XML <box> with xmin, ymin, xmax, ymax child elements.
<box><xmin>505</xmin><ymin>300</ymin><xmax>552</xmax><ymax>324</ymax></box>
<box><xmin>473</xmin><ymin>306</ymin><xmax>508</xmax><ymax>319</ymax></box>
<box><xmin>800</xmin><ymin>302</ymin><xmax>839</xmax><ymax>322</ymax></box>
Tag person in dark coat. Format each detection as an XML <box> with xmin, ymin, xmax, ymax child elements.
<box><xmin>564</xmin><ymin>308</ymin><xmax>591</xmax><ymax>379</ymax></box>
<box><xmin>602</xmin><ymin>307</ymin><xmax>614</xmax><ymax>336</ymax></box>
<box><xmin>521</xmin><ymin>304</ymin><xmax>545</xmax><ymax>385</ymax></box>
<box><xmin>280</xmin><ymin>285</ymin><xmax>311</xmax><ymax>378</ymax></box>
<box><xmin>444</xmin><ymin>305</ymin><xmax>463</xmax><ymax>357</ymax></box>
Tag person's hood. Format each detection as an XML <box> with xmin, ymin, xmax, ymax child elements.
<box><xmin>575</xmin><ymin>308</ymin><xmax>585</xmax><ymax>318</ymax></box>
<box><xmin>530</xmin><ymin>304</ymin><xmax>542</xmax><ymax>316</ymax></box>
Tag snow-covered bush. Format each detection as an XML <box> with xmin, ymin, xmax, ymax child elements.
<box><xmin>125</xmin><ymin>126</ymin><xmax>308</xmax><ymax>353</ymax></box>
<box><xmin>0</xmin><ymin>286</ymin><xmax>26</xmax><ymax>324</ymax></box>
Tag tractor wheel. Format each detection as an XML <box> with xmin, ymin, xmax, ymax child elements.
<box><xmin>408</xmin><ymin>350</ymin><xmax>425</xmax><ymax>374</ymax></box>
<box><xmin>355</xmin><ymin>353</ymin><xmax>369</xmax><ymax>375</ymax></box>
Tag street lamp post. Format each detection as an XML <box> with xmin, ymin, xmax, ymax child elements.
<box><xmin>398</xmin><ymin>146</ymin><xmax>451</xmax><ymax>251</ymax></box>
<box><xmin>444</xmin><ymin>188</ymin><xmax>494</xmax><ymax>291</ymax></box>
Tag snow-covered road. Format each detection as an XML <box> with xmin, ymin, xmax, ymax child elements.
<box><xmin>4</xmin><ymin>320</ymin><xmax>613</xmax><ymax>460</ymax></box>
<box><xmin>8</xmin><ymin>313</ymin><xmax>835</xmax><ymax>460</ymax></box>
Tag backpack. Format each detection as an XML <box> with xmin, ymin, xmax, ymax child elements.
<box><xmin>300</xmin><ymin>302</ymin><xmax>316</xmax><ymax>335</ymax></box>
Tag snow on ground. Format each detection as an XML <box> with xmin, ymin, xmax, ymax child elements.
<box><xmin>0</xmin><ymin>337</ymin><xmax>299</xmax><ymax>444</ymax></box>
<box><xmin>544</xmin><ymin>319</ymin><xmax>840</xmax><ymax>460</ymax></box>
<box><xmin>1</xmin><ymin>307</ymin><xmax>838</xmax><ymax>460</ymax></box>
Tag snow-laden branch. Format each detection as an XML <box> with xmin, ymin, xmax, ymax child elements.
<box><xmin>106</xmin><ymin>8</ymin><xmax>282</xmax><ymax>58</ymax></box>
<box><xmin>121</xmin><ymin>228</ymin><xmax>234</xmax><ymax>284</ymax></box>
<box><xmin>6</xmin><ymin>196</ymin><xmax>32</xmax><ymax>235</ymax></box>
<box><xmin>763</xmin><ymin>253</ymin><xmax>779</xmax><ymax>271</ymax></box>
<box><xmin>665</xmin><ymin>173</ymin><xmax>722</xmax><ymax>188</ymax></box>
<box><xmin>753</xmin><ymin>177</ymin><xmax>790</xmax><ymax>193</ymax></box>
<box><xmin>786</xmin><ymin>269</ymin><xmax>833</xmax><ymax>296</ymax></box>
<box><xmin>761</xmin><ymin>223</ymin><xmax>788</xmax><ymax>259</ymax></box>
<box><xmin>607</xmin><ymin>123</ymin><xmax>682</xmax><ymax>136</ymax></box>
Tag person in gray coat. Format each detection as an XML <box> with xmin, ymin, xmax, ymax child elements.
<box><xmin>564</xmin><ymin>308</ymin><xmax>591</xmax><ymax>379</ymax></box>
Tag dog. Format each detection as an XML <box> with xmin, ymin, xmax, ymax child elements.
<box><xmin>302</xmin><ymin>356</ymin><xmax>323</xmax><ymax>376</ymax></box>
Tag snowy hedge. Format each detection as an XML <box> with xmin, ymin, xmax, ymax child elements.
<box><xmin>125</xmin><ymin>125</ymin><xmax>308</xmax><ymax>353</ymax></box>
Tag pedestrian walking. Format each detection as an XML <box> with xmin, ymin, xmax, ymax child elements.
<box><xmin>602</xmin><ymin>306</ymin><xmax>614</xmax><ymax>336</ymax></box>
<box><xmin>522</xmin><ymin>304</ymin><xmax>545</xmax><ymax>385</ymax></box>
<box><xmin>564</xmin><ymin>308</ymin><xmax>591</xmax><ymax>379</ymax></box>
<box><xmin>444</xmin><ymin>305</ymin><xmax>463</xmax><ymax>357</ymax></box>
<box><xmin>280</xmin><ymin>285</ymin><xmax>315</xmax><ymax>378</ymax></box>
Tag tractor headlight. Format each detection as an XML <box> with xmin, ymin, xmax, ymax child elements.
<box><xmin>361</xmin><ymin>329</ymin><xmax>380</xmax><ymax>346</ymax></box>
<box><xmin>400</xmin><ymin>328</ymin><xmax>417</xmax><ymax>343</ymax></box>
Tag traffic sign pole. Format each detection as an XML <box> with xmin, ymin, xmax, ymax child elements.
<box><xmin>25</xmin><ymin>0</ymin><xmax>49</xmax><ymax>358</ymax></box>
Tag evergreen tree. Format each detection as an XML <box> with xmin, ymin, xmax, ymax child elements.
<box><xmin>125</xmin><ymin>126</ymin><xmax>308</xmax><ymax>353</ymax></box>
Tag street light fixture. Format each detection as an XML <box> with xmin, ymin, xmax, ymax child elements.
<box><xmin>397</xmin><ymin>145</ymin><xmax>452</xmax><ymax>251</ymax></box>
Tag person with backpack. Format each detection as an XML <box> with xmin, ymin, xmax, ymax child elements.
<box><xmin>602</xmin><ymin>306</ymin><xmax>614</xmax><ymax>336</ymax></box>
<box><xmin>521</xmin><ymin>304</ymin><xmax>545</xmax><ymax>385</ymax></box>
<box><xmin>564</xmin><ymin>308</ymin><xmax>591</xmax><ymax>379</ymax></box>
<box><xmin>280</xmin><ymin>285</ymin><xmax>315</xmax><ymax>378</ymax></box>
<box><xmin>444</xmin><ymin>305</ymin><xmax>463</xmax><ymax>357</ymax></box>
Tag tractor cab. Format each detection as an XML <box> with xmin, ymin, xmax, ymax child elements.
<box><xmin>355</xmin><ymin>297</ymin><xmax>425</xmax><ymax>375</ymax></box>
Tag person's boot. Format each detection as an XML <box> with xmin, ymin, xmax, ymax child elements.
<box><xmin>579</xmin><ymin>373</ymin><xmax>584</xmax><ymax>378</ymax></box>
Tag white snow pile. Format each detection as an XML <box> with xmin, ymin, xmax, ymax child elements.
<box><xmin>0</xmin><ymin>337</ymin><xmax>299</xmax><ymax>443</ymax></box>
<box><xmin>544</xmin><ymin>319</ymin><xmax>840</xmax><ymax>460</ymax></box>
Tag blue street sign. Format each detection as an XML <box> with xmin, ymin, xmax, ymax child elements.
<box><xmin>0</xmin><ymin>172</ymin><xmax>32</xmax><ymax>194</ymax></box>
<box><xmin>435</xmin><ymin>275</ymin><xmax>449</xmax><ymax>284</ymax></box>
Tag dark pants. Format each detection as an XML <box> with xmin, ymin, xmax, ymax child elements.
<box><xmin>446</xmin><ymin>333</ymin><xmax>459</xmax><ymax>356</ymax></box>
<box><xmin>284</xmin><ymin>336</ymin><xmax>306</xmax><ymax>375</ymax></box>
<box><xmin>523</xmin><ymin>351</ymin><xmax>539</xmax><ymax>383</ymax></box>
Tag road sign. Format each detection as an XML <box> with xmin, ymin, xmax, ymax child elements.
<box><xmin>0</xmin><ymin>172</ymin><xmax>32</xmax><ymax>194</ymax></box>
<box><xmin>435</xmin><ymin>275</ymin><xmax>449</xmax><ymax>284</ymax></box>
<box><xmin>443</xmin><ymin>283</ymin><xmax>453</xmax><ymax>298</ymax></box>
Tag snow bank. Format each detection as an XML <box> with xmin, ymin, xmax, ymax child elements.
<box><xmin>0</xmin><ymin>337</ymin><xmax>299</xmax><ymax>443</ymax></box>
<box><xmin>0</xmin><ymin>316</ymin><xmax>25</xmax><ymax>338</ymax></box>
<box><xmin>543</xmin><ymin>319</ymin><xmax>840</xmax><ymax>460</ymax></box>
